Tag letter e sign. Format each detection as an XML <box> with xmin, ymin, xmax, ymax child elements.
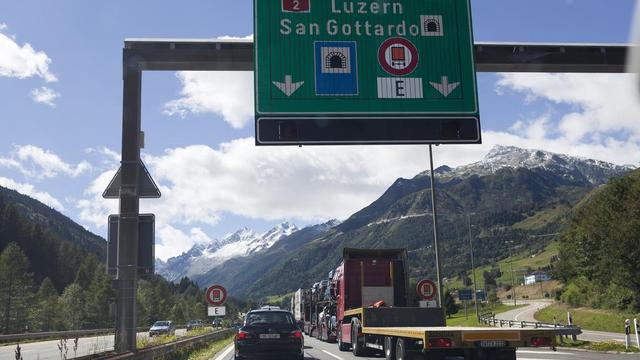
<box><xmin>282</xmin><ymin>0</ymin><xmax>310</xmax><ymax>13</ymax></box>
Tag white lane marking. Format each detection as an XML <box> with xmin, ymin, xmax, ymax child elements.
<box><xmin>514</xmin><ymin>305</ymin><xmax>535</xmax><ymax>321</ymax></box>
<box><xmin>517</xmin><ymin>350</ymin><xmax>575</xmax><ymax>355</ymax></box>
<box><xmin>321</xmin><ymin>349</ymin><xmax>345</xmax><ymax>360</ymax></box>
<box><xmin>213</xmin><ymin>344</ymin><xmax>234</xmax><ymax>360</ymax></box>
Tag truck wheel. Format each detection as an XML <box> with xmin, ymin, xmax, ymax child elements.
<box><xmin>351</xmin><ymin>324</ymin><xmax>363</xmax><ymax>356</ymax></box>
<box><xmin>395</xmin><ymin>338</ymin><xmax>406</xmax><ymax>360</ymax></box>
<box><xmin>384</xmin><ymin>336</ymin><xmax>396</xmax><ymax>360</ymax></box>
<box><xmin>337</xmin><ymin>328</ymin><xmax>349</xmax><ymax>351</ymax></box>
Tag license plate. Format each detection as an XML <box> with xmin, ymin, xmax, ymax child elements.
<box><xmin>259</xmin><ymin>334</ymin><xmax>280</xmax><ymax>339</ymax></box>
<box><xmin>478</xmin><ymin>340</ymin><xmax>507</xmax><ymax>348</ymax></box>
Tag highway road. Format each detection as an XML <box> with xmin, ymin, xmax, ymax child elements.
<box><xmin>495</xmin><ymin>301</ymin><xmax>638</xmax><ymax>346</ymax></box>
<box><xmin>0</xmin><ymin>329</ymin><xmax>187</xmax><ymax>360</ymax></box>
<box><xmin>214</xmin><ymin>336</ymin><xmax>635</xmax><ymax>360</ymax></box>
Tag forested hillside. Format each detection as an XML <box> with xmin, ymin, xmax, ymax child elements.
<box><xmin>0</xmin><ymin>190</ymin><xmax>209</xmax><ymax>334</ymax></box>
<box><xmin>557</xmin><ymin>169</ymin><xmax>640</xmax><ymax>312</ymax></box>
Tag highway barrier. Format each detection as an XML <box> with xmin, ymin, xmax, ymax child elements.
<box><xmin>81</xmin><ymin>328</ymin><xmax>233</xmax><ymax>359</ymax></box>
<box><xmin>0</xmin><ymin>325</ymin><xmax>199</xmax><ymax>343</ymax></box>
<box><xmin>479</xmin><ymin>312</ymin><xmax>582</xmax><ymax>338</ymax></box>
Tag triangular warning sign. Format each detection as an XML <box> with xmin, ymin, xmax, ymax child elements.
<box><xmin>102</xmin><ymin>160</ymin><xmax>161</xmax><ymax>199</ymax></box>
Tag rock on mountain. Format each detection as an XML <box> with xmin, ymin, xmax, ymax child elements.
<box><xmin>156</xmin><ymin>222</ymin><xmax>298</xmax><ymax>281</ymax></box>
<box><xmin>430</xmin><ymin>145</ymin><xmax>633</xmax><ymax>185</ymax></box>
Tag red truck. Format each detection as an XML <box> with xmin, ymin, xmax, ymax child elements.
<box><xmin>314</xmin><ymin>248</ymin><xmax>557</xmax><ymax>360</ymax></box>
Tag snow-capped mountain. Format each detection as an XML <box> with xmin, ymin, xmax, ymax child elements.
<box><xmin>428</xmin><ymin>145</ymin><xmax>634</xmax><ymax>185</ymax></box>
<box><xmin>156</xmin><ymin>222</ymin><xmax>299</xmax><ymax>281</ymax></box>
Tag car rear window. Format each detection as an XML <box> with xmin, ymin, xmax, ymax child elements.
<box><xmin>245</xmin><ymin>312</ymin><xmax>294</xmax><ymax>326</ymax></box>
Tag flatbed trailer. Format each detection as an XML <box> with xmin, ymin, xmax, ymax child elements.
<box><xmin>338</xmin><ymin>306</ymin><xmax>557</xmax><ymax>360</ymax></box>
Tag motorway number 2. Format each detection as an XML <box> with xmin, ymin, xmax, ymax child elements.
<box><xmin>283</xmin><ymin>0</ymin><xmax>309</xmax><ymax>12</ymax></box>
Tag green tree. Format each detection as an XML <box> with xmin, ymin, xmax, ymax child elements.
<box><xmin>443</xmin><ymin>291</ymin><xmax>459</xmax><ymax>318</ymax></box>
<box><xmin>59</xmin><ymin>283</ymin><xmax>86</xmax><ymax>330</ymax></box>
<box><xmin>558</xmin><ymin>170</ymin><xmax>640</xmax><ymax>311</ymax></box>
<box><xmin>84</xmin><ymin>263</ymin><xmax>114</xmax><ymax>328</ymax></box>
<box><xmin>0</xmin><ymin>243</ymin><xmax>34</xmax><ymax>333</ymax></box>
<box><xmin>31</xmin><ymin>277</ymin><xmax>60</xmax><ymax>331</ymax></box>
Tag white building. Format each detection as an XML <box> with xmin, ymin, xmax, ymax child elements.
<box><xmin>524</xmin><ymin>271</ymin><xmax>551</xmax><ymax>285</ymax></box>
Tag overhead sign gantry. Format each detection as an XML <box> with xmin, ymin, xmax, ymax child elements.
<box><xmin>254</xmin><ymin>0</ymin><xmax>481</xmax><ymax>145</ymax></box>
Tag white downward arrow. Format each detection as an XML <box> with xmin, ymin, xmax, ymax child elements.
<box><xmin>429</xmin><ymin>76</ymin><xmax>460</xmax><ymax>97</ymax></box>
<box><xmin>272</xmin><ymin>75</ymin><xmax>304</xmax><ymax>97</ymax></box>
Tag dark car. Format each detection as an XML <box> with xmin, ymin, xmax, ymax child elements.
<box><xmin>234</xmin><ymin>308</ymin><xmax>304</xmax><ymax>360</ymax></box>
<box><xmin>187</xmin><ymin>320</ymin><xmax>204</xmax><ymax>331</ymax></box>
<box><xmin>149</xmin><ymin>320</ymin><xmax>175</xmax><ymax>336</ymax></box>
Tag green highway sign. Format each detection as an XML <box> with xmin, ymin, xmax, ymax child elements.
<box><xmin>254</xmin><ymin>0</ymin><xmax>481</xmax><ymax>145</ymax></box>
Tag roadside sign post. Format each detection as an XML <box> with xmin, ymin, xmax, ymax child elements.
<box><xmin>254</xmin><ymin>0</ymin><xmax>480</xmax><ymax>145</ymax></box>
<box><xmin>626</xmin><ymin>319</ymin><xmax>631</xmax><ymax>349</ymax></box>
<box><xmin>417</xmin><ymin>279</ymin><xmax>438</xmax><ymax>308</ymax></box>
<box><xmin>206</xmin><ymin>285</ymin><xmax>228</xmax><ymax>325</ymax></box>
<box><xmin>458</xmin><ymin>289</ymin><xmax>473</xmax><ymax>320</ymax></box>
<box><xmin>634</xmin><ymin>318</ymin><xmax>639</xmax><ymax>350</ymax></box>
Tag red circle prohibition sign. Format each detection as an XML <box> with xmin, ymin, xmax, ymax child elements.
<box><xmin>417</xmin><ymin>279</ymin><xmax>437</xmax><ymax>301</ymax></box>
<box><xmin>206</xmin><ymin>285</ymin><xmax>228</xmax><ymax>306</ymax></box>
<box><xmin>378</xmin><ymin>37</ymin><xmax>420</xmax><ymax>76</ymax></box>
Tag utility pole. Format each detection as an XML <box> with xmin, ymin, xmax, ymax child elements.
<box><xmin>506</xmin><ymin>241</ymin><xmax>516</xmax><ymax>306</ymax></box>
<box><xmin>467</xmin><ymin>214</ymin><xmax>479</xmax><ymax>321</ymax></box>
<box><xmin>428</xmin><ymin>145</ymin><xmax>444</xmax><ymax>308</ymax></box>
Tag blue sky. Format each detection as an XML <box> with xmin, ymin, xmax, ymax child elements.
<box><xmin>1</xmin><ymin>0</ymin><xmax>639</xmax><ymax>260</ymax></box>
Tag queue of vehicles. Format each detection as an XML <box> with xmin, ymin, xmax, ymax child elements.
<box><xmin>147</xmin><ymin>319</ymin><xmax>214</xmax><ymax>337</ymax></box>
<box><xmin>288</xmin><ymin>248</ymin><xmax>560</xmax><ymax>360</ymax></box>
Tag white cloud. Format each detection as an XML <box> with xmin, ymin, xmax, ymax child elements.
<box><xmin>0</xmin><ymin>28</ymin><xmax>57</xmax><ymax>82</ymax></box>
<box><xmin>154</xmin><ymin>225</ymin><xmax>214</xmax><ymax>261</ymax></box>
<box><xmin>0</xmin><ymin>176</ymin><xmax>64</xmax><ymax>210</ymax></box>
<box><xmin>164</xmin><ymin>71</ymin><xmax>254</xmax><ymax>129</ymax></box>
<box><xmin>31</xmin><ymin>86</ymin><xmax>60</xmax><ymax>107</ymax></box>
<box><xmin>496</xmin><ymin>73</ymin><xmax>640</xmax><ymax>141</ymax></box>
<box><xmin>0</xmin><ymin>145</ymin><xmax>91</xmax><ymax>179</ymax></box>
<box><xmin>76</xmin><ymin>169</ymin><xmax>118</xmax><ymax>228</ymax></box>
<box><xmin>216</xmin><ymin>35</ymin><xmax>253</xmax><ymax>40</ymax></box>
<box><xmin>0</xmin><ymin>23</ymin><xmax>7</xmax><ymax>31</ymax></box>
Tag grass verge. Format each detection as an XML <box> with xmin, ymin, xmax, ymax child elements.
<box><xmin>558</xmin><ymin>338</ymin><xmax>639</xmax><ymax>353</ymax></box>
<box><xmin>535</xmin><ymin>303</ymin><xmax>640</xmax><ymax>334</ymax></box>
<box><xmin>446</xmin><ymin>303</ymin><xmax>527</xmax><ymax>327</ymax></box>
<box><xmin>187</xmin><ymin>334</ymin><xmax>234</xmax><ymax>360</ymax></box>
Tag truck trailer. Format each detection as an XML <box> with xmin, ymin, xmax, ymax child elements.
<box><xmin>324</xmin><ymin>248</ymin><xmax>558</xmax><ymax>360</ymax></box>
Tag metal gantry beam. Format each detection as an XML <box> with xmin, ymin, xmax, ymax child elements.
<box><xmin>124</xmin><ymin>38</ymin><xmax>629</xmax><ymax>73</ymax></box>
<box><xmin>114</xmin><ymin>38</ymin><xmax>630</xmax><ymax>353</ymax></box>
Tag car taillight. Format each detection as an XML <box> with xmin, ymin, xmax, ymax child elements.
<box><xmin>289</xmin><ymin>330</ymin><xmax>303</xmax><ymax>339</ymax></box>
<box><xmin>236</xmin><ymin>330</ymin><xmax>249</xmax><ymax>340</ymax></box>
<box><xmin>530</xmin><ymin>337</ymin><xmax>553</xmax><ymax>347</ymax></box>
<box><xmin>429</xmin><ymin>338</ymin><xmax>452</xmax><ymax>348</ymax></box>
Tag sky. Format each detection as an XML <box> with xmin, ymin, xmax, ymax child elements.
<box><xmin>1</xmin><ymin>0</ymin><xmax>639</xmax><ymax>260</ymax></box>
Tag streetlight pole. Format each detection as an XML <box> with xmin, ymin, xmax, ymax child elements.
<box><xmin>428</xmin><ymin>145</ymin><xmax>444</xmax><ymax>308</ymax></box>
<box><xmin>467</xmin><ymin>214</ymin><xmax>479</xmax><ymax>321</ymax></box>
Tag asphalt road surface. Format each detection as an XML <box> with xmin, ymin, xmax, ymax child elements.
<box><xmin>0</xmin><ymin>329</ymin><xmax>187</xmax><ymax>360</ymax></box>
<box><xmin>495</xmin><ymin>301</ymin><xmax>637</xmax><ymax>346</ymax></box>
<box><xmin>214</xmin><ymin>336</ymin><xmax>635</xmax><ymax>360</ymax></box>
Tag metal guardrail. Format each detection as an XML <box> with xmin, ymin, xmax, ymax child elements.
<box><xmin>0</xmin><ymin>326</ymin><xmax>195</xmax><ymax>343</ymax></box>
<box><xmin>82</xmin><ymin>328</ymin><xmax>233</xmax><ymax>360</ymax></box>
<box><xmin>479</xmin><ymin>313</ymin><xmax>582</xmax><ymax>336</ymax></box>
<box><xmin>0</xmin><ymin>328</ymin><xmax>114</xmax><ymax>342</ymax></box>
